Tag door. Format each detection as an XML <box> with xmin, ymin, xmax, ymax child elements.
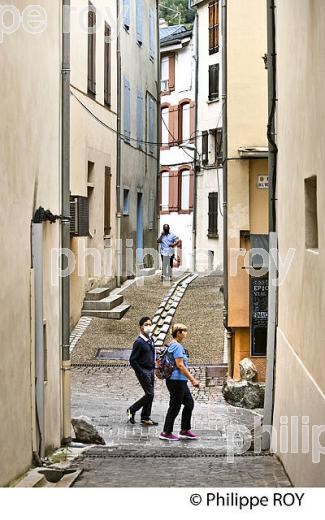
<box><xmin>137</xmin><ymin>192</ymin><xmax>144</xmax><ymax>266</ymax></box>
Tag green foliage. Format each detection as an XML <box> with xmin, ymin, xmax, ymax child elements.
<box><xmin>159</xmin><ymin>0</ymin><xmax>195</xmax><ymax>28</ymax></box>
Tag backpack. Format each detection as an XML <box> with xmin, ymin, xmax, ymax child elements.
<box><xmin>155</xmin><ymin>343</ymin><xmax>176</xmax><ymax>380</ymax></box>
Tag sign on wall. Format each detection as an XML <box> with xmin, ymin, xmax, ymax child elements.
<box><xmin>256</xmin><ymin>175</ymin><xmax>269</xmax><ymax>189</ymax></box>
<box><xmin>250</xmin><ymin>273</ymin><xmax>268</xmax><ymax>356</ymax></box>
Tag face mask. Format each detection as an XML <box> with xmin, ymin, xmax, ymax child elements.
<box><xmin>143</xmin><ymin>326</ymin><xmax>152</xmax><ymax>336</ymax></box>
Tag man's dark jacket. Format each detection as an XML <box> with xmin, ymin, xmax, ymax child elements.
<box><xmin>129</xmin><ymin>336</ymin><xmax>155</xmax><ymax>374</ymax></box>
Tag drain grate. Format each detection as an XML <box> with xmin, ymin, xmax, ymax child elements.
<box><xmin>96</xmin><ymin>349</ymin><xmax>132</xmax><ymax>361</ymax></box>
<box><xmin>77</xmin><ymin>450</ymin><xmax>273</xmax><ymax>460</ymax></box>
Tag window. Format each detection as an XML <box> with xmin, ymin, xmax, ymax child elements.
<box><xmin>202</xmin><ymin>131</ymin><xmax>209</xmax><ymax>166</ymax></box>
<box><xmin>161</xmin><ymin>56</ymin><xmax>169</xmax><ymax>92</ymax></box>
<box><xmin>124</xmin><ymin>76</ymin><xmax>131</xmax><ymax>143</ymax></box>
<box><xmin>123</xmin><ymin>0</ymin><xmax>130</xmax><ymax>30</ymax></box>
<box><xmin>104</xmin><ymin>23</ymin><xmax>111</xmax><ymax>106</ymax></box>
<box><xmin>148</xmin><ymin>94</ymin><xmax>155</xmax><ymax>155</ymax></box>
<box><xmin>208</xmin><ymin>192</ymin><xmax>219</xmax><ymax>237</ymax></box>
<box><xmin>305</xmin><ymin>176</ymin><xmax>318</xmax><ymax>250</ymax></box>
<box><xmin>123</xmin><ymin>188</ymin><xmax>130</xmax><ymax>215</ymax></box>
<box><xmin>209</xmin><ymin>64</ymin><xmax>219</xmax><ymax>101</ymax></box>
<box><xmin>149</xmin><ymin>8</ymin><xmax>155</xmax><ymax>61</ymax></box>
<box><xmin>180</xmin><ymin>170</ymin><xmax>190</xmax><ymax>210</ymax></box>
<box><xmin>137</xmin><ymin>87</ymin><xmax>144</xmax><ymax>149</ymax></box>
<box><xmin>179</xmin><ymin>103</ymin><xmax>191</xmax><ymax>144</ymax></box>
<box><xmin>215</xmin><ymin>128</ymin><xmax>223</xmax><ymax>166</ymax></box>
<box><xmin>136</xmin><ymin>0</ymin><xmax>143</xmax><ymax>44</ymax></box>
<box><xmin>104</xmin><ymin>167</ymin><xmax>111</xmax><ymax>235</ymax></box>
<box><xmin>88</xmin><ymin>2</ymin><xmax>96</xmax><ymax>96</ymax></box>
<box><xmin>161</xmin><ymin>171</ymin><xmax>169</xmax><ymax>212</ymax></box>
<box><xmin>209</xmin><ymin>0</ymin><xmax>220</xmax><ymax>54</ymax></box>
<box><xmin>161</xmin><ymin>107</ymin><xmax>169</xmax><ymax>146</ymax></box>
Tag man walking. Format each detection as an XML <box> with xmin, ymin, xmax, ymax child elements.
<box><xmin>127</xmin><ymin>317</ymin><xmax>158</xmax><ymax>426</ymax></box>
<box><xmin>157</xmin><ymin>224</ymin><xmax>180</xmax><ymax>281</ymax></box>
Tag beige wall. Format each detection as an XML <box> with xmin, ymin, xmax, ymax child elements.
<box><xmin>70</xmin><ymin>0</ymin><xmax>118</xmax><ymax>326</ymax></box>
<box><xmin>272</xmin><ymin>0</ymin><xmax>325</xmax><ymax>485</ymax></box>
<box><xmin>0</xmin><ymin>1</ymin><xmax>62</xmax><ymax>486</ymax></box>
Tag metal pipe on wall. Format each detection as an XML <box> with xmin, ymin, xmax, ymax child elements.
<box><xmin>116</xmin><ymin>0</ymin><xmax>122</xmax><ymax>287</ymax></box>
<box><xmin>61</xmin><ymin>0</ymin><xmax>71</xmax><ymax>445</ymax></box>
<box><xmin>156</xmin><ymin>0</ymin><xmax>161</xmax><ymax>245</ymax></box>
<box><xmin>193</xmin><ymin>7</ymin><xmax>199</xmax><ymax>272</ymax></box>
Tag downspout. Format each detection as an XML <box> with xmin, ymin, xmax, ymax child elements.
<box><xmin>191</xmin><ymin>3</ymin><xmax>199</xmax><ymax>272</ymax></box>
<box><xmin>116</xmin><ymin>0</ymin><xmax>122</xmax><ymax>287</ymax></box>
<box><xmin>156</xmin><ymin>1</ymin><xmax>161</xmax><ymax>252</ymax></box>
<box><xmin>263</xmin><ymin>0</ymin><xmax>278</xmax><ymax>450</ymax></box>
<box><xmin>61</xmin><ymin>0</ymin><xmax>71</xmax><ymax>446</ymax></box>
<box><xmin>222</xmin><ymin>0</ymin><xmax>233</xmax><ymax>377</ymax></box>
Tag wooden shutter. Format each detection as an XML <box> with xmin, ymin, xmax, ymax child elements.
<box><xmin>216</xmin><ymin>128</ymin><xmax>223</xmax><ymax>166</ymax></box>
<box><xmin>208</xmin><ymin>192</ymin><xmax>218</xmax><ymax>237</ymax></box>
<box><xmin>189</xmin><ymin>170</ymin><xmax>195</xmax><ymax>210</ymax></box>
<box><xmin>209</xmin><ymin>64</ymin><xmax>219</xmax><ymax>100</ymax></box>
<box><xmin>169</xmin><ymin>170</ymin><xmax>179</xmax><ymax>212</ymax></box>
<box><xmin>104</xmin><ymin>167</ymin><xmax>111</xmax><ymax>236</ymax></box>
<box><xmin>209</xmin><ymin>0</ymin><xmax>219</xmax><ymax>54</ymax></box>
<box><xmin>168</xmin><ymin>54</ymin><xmax>175</xmax><ymax>90</ymax></box>
<box><xmin>190</xmin><ymin>101</ymin><xmax>195</xmax><ymax>143</ymax></box>
<box><xmin>148</xmin><ymin>191</ymin><xmax>154</xmax><ymax>230</ymax></box>
<box><xmin>169</xmin><ymin>105</ymin><xmax>178</xmax><ymax>146</ymax></box>
<box><xmin>123</xmin><ymin>0</ymin><xmax>130</xmax><ymax>29</ymax></box>
<box><xmin>202</xmin><ymin>131</ymin><xmax>209</xmax><ymax>165</ymax></box>
<box><xmin>124</xmin><ymin>77</ymin><xmax>131</xmax><ymax>142</ymax></box>
<box><xmin>136</xmin><ymin>0</ymin><xmax>143</xmax><ymax>44</ymax></box>
<box><xmin>148</xmin><ymin>96</ymin><xmax>155</xmax><ymax>154</ymax></box>
<box><xmin>104</xmin><ymin>24</ymin><xmax>111</xmax><ymax>106</ymax></box>
<box><xmin>88</xmin><ymin>3</ymin><xmax>96</xmax><ymax>95</ymax></box>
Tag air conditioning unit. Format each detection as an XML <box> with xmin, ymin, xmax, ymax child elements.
<box><xmin>70</xmin><ymin>196</ymin><xmax>89</xmax><ymax>237</ymax></box>
<box><xmin>161</xmin><ymin>79</ymin><xmax>169</xmax><ymax>92</ymax></box>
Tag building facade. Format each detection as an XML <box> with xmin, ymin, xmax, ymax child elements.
<box><xmin>270</xmin><ymin>0</ymin><xmax>325</xmax><ymax>486</ymax></box>
<box><xmin>0</xmin><ymin>0</ymin><xmax>63</xmax><ymax>486</ymax></box>
<box><xmin>70</xmin><ymin>0</ymin><xmax>118</xmax><ymax>327</ymax></box>
<box><xmin>191</xmin><ymin>0</ymin><xmax>224</xmax><ymax>274</ymax></box>
<box><xmin>159</xmin><ymin>23</ymin><xmax>196</xmax><ymax>270</ymax></box>
<box><xmin>224</xmin><ymin>0</ymin><xmax>269</xmax><ymax>382</ymax></box>
<box><xmin>118</xmin><ymin>0</ymin><xmax>159</xmax><ymax>279</ymax></box>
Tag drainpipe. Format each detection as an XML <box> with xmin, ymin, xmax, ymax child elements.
<box><xmin>263</xmin><ymin>0</ymin><xmax>278</xmax><ymax>450</ymax></box>
<box><xmin>61</xmin><ymin>0</ymin><xmax>71</xmax><ymax>446</ymax></box>
<box><xmin>116</xmin><ymin>0</ymin><xmax>122</xmax><ymax>287</ymax></box>
<box><xmin>222</xmin><ymin>0</ymin><xmax>233</xmax><ymax>376</ymax></box>
<box><xmin>156</xmin><ymin>1</ymin><xmax>161</xmax><ymax>253</ymax></box>
<box><xmin>31</xmin><ymin>223</ymin><xmax>45</xmax><ymax>457</ymax></box>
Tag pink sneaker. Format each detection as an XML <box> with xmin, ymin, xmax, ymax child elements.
<box><xmin>179</xmin><ymin>430</ymin><xmax>199</xmax><ymax>440</ymax></box>
<box><xmin>159</xmin><ymin>432</ymin><xmax>180</xmax><ymax>441</ymax></box>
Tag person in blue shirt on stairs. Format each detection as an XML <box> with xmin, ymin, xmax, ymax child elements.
<box><xmin>127</xmin><ymin>317</ymin><xmax>159</xmax><ymax>426</ymax></box>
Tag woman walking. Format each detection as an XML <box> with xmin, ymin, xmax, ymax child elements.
<box><xmin>159</xmin><ymin>323</ymin><xmax>200</xmax><ymax>441</ymax></box>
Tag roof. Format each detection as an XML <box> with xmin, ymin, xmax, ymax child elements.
<box><xmin>160</xmin><ymin>25</ymin><xmax>192</xmax><ymax>48</ymax></box>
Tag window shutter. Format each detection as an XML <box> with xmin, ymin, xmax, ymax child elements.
<box><xmin>136</xmin><ymin>0</ymin><xmax>143</xmax><ymax>44</ymax></box>
<box><xmin>190</xmin><ymin>101</ymin><xmax>195</xmax><ymax>143</ymax></box>
<box><xmin>88</xmin><ymin>3</ymin><xmax>96</xmax><ymax>95</ymax></box>
<box><xmin>202</xmin><ymin>131</ymin><xmax>209</xmax><ymax>165</ymax></box>
<box><xmin>149</xmin><ymin>8</ymin><xmax>154</xmax><ymax>60</ymax></box>
<box><xmin>169</xmin><ymin>171</ymin><xmax>179</xmax><ymax>212</ymax></box>
<box><xmin>209</xmin><ymin>64</ymin><xmax>219</xmax><ymax>100</ymax></box>
<box><xmin>123</xmin><ymin>0</ymin><xmax>130</xmax><ymax>29</ymax></box>
<box><xmin>104</xmin><ymin>167</ymin><xmax>111</xmax><ymax>236</ymax></box>
<box><xmin>104</xmin><ymin>24</ymin><xmax>111</xmax><ymax>106</ymax></box>
<box><xmin>148</xmin><ymin>96</ymin><xmax>155</xmax><ymax>154</ymax></box>
<box><xmin>124</xmin><ymin>76</ymin><xmax>131</xmax><ymax>142</ymax></box>
<box><xmin>208</xmin><ymin>192</ymin><xmax>218</xmax><ymax>237</ymax></box>
<box><xmin>169</xmin><ymin>105</ymin><xmax>178</xmax><ymax>146</ymax></box>
<box><xmin>148</xmin><ymin>191</ymin><xmax>154</xmax><ymax>230</ymax></box>
<box><xmin>216</xmin><ymin>128</ymin><xmax>223</xmax><ymax>166</ymax></box>
<box><xmin>137</xmin><ymin>87</ymin><xmax>144</xmax><ymax>149</ymax></box>
<box><xmin>189</xmin><ymin>170</ymin><xmax>195</xmax><ymax>210</ymax></box>
<box><xmin>168</xmin><ymin>54</ymin><xmax>175</xmax><ymax>90</ymax></box>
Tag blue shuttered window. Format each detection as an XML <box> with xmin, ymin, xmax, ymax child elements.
<box><xmin>124</xmin><ymin>77</ymin><xmax>131</xmax><ymax>143</ymax></box>
<box><xmin>149</xmin><ymin>8</ymin><xmax>154</xmax><ymax>60</ymax></box>
<box><xmin>148</xmin><ymin>95</ymin><xmax>155</xmax><ymax>155</ymax></box>
<box><xmin>123</xmin><ymin>0</ymin><xmax>130</xmax><ymax>29</ymax></box>
<box><xmin>136</xmin><ymin>87</ymin><xmax>144</xmax><ymax>149</ymax></box>
<box><xmin>136</xmin><ymin>0</ymin><xmax>143</xmax><ymax>44</ymax></box>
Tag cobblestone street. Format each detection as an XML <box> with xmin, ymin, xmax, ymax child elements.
<box><xmin>70</xmin><ymin>273</ymin><xmax>292</xmax><ymax>488</ymax></box>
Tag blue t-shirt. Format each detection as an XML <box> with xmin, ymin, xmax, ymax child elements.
<box><xmin>159</xmin><ymin>233</ymin><xmax>178</xmax><ymax>257</ymax></box>
<box><xmin>168</xmin><ymin>342</ymin><xmax>189</xmax><ymax>381</ymax></box>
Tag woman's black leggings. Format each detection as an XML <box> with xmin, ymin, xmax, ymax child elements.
<box><xmin>163</xmin><ymin>379</ymin><xmax>194</xmax><ymax>434</ymax></box>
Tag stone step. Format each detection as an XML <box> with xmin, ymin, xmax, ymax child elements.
<box><xmin>82</xmin><ymin>304</ymin><xmax>131</xmax><ymax>320</ymax></box>
<box><xmin>85</xmin><ymin>287</ymin><xmax>111</xmax><ymax>301</ymax></box>
<box><xmin>83</xmin><ymin>294</ymin><xmax>124</xmax><ymax>311</ymax></box>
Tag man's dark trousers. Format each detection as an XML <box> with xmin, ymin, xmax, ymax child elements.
<box><xmin>130</xmin><ymin>368</ymin><xmax>155</xmax><ymax>420</ymax></box>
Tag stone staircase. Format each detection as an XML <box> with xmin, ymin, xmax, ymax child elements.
<box><xmin>81</xmin><ymin>287</ymin><xmax>131</xmax><ymax>320</ymax></box>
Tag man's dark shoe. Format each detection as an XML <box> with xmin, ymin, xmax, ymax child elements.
<box><xmin>141</xmin><ymin>418</ymin><xmax>159</xmax><ymax>426</ymax></box>
<box><xmin>127</xmin><ymin>408</ymin><xmax>136</xmax><ymax>425</ymax></box>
